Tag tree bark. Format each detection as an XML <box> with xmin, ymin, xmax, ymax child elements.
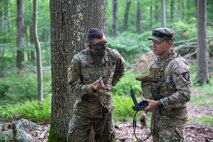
<box><xmin>16</xmin><ymin>0</ymin><xmax>25</xmax><ymax>70</ymax></box>
<box><xmin>112</xmin><ymin>0</ymin><xmax>118</xmax><ymax>37</ymax></box>
<box><xmin>30</xmin><ymin>26</ymin><xmax>35</xmax><ymax>64</ymax></box>
<box><xmin>197</xmin><ymin>0</ymin><xmax>209</xmax><ymax>85</ymax></box>
<box><xmin>123</xmin><ymin>0</ymin><xmax>131</xmax><ymax>31</ymax></box>
<box><xmin>161</xmin><ymin>0</ymin><xmax>166</xmax><ymax>27</ymax></box>
<box><xmin>136</xmin><ymin>0</ymin><xmax>141</xmax><ymax>33</ymax></box>
<box><xmin>49</xmin><ymin>0</ymin><xmax>106</xmax><ymax>140</ymax></box>
<box><xmin>32</xmin><ymin>0</ymin><xmax>43</xmax><ymax>108</ymax></box>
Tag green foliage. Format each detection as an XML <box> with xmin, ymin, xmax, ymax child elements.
<box><xmin>168</xmin><ymin>21</ymin><xmax>197</xmax><ymax>41</ymax></box>
<box><xmin>0</xmin><ymin>72</ymin><xmax>51</xmax><ymax>105</ymax></box>
<box><xmin>189</xmin><ymin>117</ymin><xmax>213</xmax><ymax>125</ymax></box>
<box><xmin>108</xmin><ymin>32</ymin><xmax>151</xmax><ymax>62</ymax></box>
<box><xmin>0</xmin><ymin>98</ymin><xmax>51</xmax><ymax>123</ymax></box>
<box><xmin>112</xmin><ymin>72</ymin><xmax>142</xmax><ymax>96</ymax></box>
<box><xmin>113</xmin><ymin>95</ymin><xmax>134</xmax><ymax>122</ymax></box>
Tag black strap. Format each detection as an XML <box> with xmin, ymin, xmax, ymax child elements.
<box><xmin>132</xmin><ymin>111</ymin><xmax>152</xmax><ymax>142</ymax></box>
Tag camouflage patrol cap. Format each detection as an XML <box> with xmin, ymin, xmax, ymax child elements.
<box><xmin>148</xmin><ymin>28</ymin><xmax>175</xmax><ymax>42</ymax></box>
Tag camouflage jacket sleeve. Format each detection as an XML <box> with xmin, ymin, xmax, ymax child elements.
<box><xmin>112</xmin><ymin>50</ymin><xmax>125</xmax><ymax>86</ymax></box>
<box><xmin>160</xmin><ymin>58</ymin><xmax>191</xmax><ymax>107</ymax></box>
<box><xmin>68</xmin><ymin>55</ymin><xmax>95</xmax><ymax>98</ymax></box>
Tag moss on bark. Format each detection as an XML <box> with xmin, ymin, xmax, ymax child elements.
<box><xmin>47</xmin><ymin>128</ymin><xmax>67</xmax><ymax>142</ymax></box>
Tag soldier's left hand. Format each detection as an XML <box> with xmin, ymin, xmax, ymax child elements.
<box><xmin>144</xmin><ymin>99</ymin><xmax>157</xmax><ymax>112</ymax></box>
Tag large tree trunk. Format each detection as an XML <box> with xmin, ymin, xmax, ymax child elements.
<box><xmin>197</xmin><ymin>0</ymin><xmax>209</xmax><ymax>85</ymax></box>
<box><xmin>136</xmin><ymin>0</ymin><xmax>141</xmax><ymax>34</ymax></box>
<box><xmin>16</xmin><ymin>0</ymin><xmax>25</xmax><ymax>70</ymax></box>
<box><xmin>49</xmin><ymin>0</ymin><xmax>106</xmax><ymax>141</ymax></box>
<box><xmin>112</xmin><ymin>0</ymin><xmax>118</xmax><ymax>37</ymax></box>
<box><xmin>123</xmin><ymin>0</ymin><xmax>131</xmax><ymax>31</ymax></box>
<box><xmin>161</xmin><ymin>0</ymin><xmax>166</xmax><ymax>27</ymax></box>
<box><xmin>32</xmin><ymin>0</ymin><xmax>43</xmax><ymax>108</ymax></box>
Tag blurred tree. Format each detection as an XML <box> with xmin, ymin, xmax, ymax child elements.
<box><xmin>16</xmin><ymin>0</ymin><xmax>25</xmax><ymax>70</ymax></box>
<box><xmin>112</xmin><ymin>0</ymin><xmax>118</xmax><ymax>36</ymax></box>
<box><xmin>197</xmin><ymin>0</ymin><xmax>209</xmax><ymax>85</ymax></box>
<box><xmin>123</xmin><ymin>0</ymin><xmax>131</xmax><ymax>31</ymax></box>
<box><xmin>161</xmin><ymin>0</ymin><xmax>166</xmax><ymax>27</ymax></box>
<box><xmin>136</xmin><ymin>0</ymin><xmax>141</xmax><ymax>33</ymax></box>
<box><xmin>170</xmin><ymin>0</ymin><xmax>174</xmax><ymax>22</ymax></box>
<box><xmin>0</xmin><ymin>0</ymin><xmax>9</xmax><ymax>32</ymax></box>
<box><xmin>49</xmin><ymin>0</ymin><xmax>106</xmax><ymax>141</ymax></box>
<box><xmin>150</xmin><ymin>0</ymin><xmax>153</xmax><ymax>30</ymax></box>
<box><xmin>32</xmin><ymin>0</ymin><xmax>43</xmax><ymax>108</ymax></box>
<box><xmin>182</xmin><ymin>0</ymin><xmax>185</xmax><ymax>19</ymax></box>
<box><xmin>154</xmin><ymin>0</ymin><xmax>159</xmax><ymax>23</ymax></box>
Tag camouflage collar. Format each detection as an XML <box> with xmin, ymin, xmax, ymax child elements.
<box><xmin>86</xmin><ymin>48</ymin><xmax>109</xmax><ymax>64</ymax></box>
<box><xmin>156</xmin><ymin>49</ymin><xmax>177</xmax><ymax>63</ymax></box>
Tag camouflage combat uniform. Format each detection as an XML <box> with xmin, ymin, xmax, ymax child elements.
<box><xmin>142</xmin><ymin>50</ymin><xmax>191</xmax><ymax>142</ymax></box>
<box><xmin>67</xmin><ymin>47</ymin><xmax>125</xmax><ymax>142</ymax></box>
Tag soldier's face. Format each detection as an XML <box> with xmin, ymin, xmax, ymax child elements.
<box><xmin>152</xmin><ymin>40</ymin><xmax>172</xmax><ymax>58</ymax></box>
<box><xmin>90</xmin><ymin>35</ymin><xmax>107</xmax><ymax>56</ymax></box>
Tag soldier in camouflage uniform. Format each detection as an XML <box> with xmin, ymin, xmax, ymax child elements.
<box><xmin>67</xmin><ymin>28</ymin><xmax>125</xmax><ymax>142</ymax></box>
<box><xmin>138</xmin><ymin>28</ymin><xmax>191</xmax><ymax>142</ymax></box>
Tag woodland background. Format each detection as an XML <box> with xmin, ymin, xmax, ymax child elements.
<box><xmin>0</xmin><ymin>0</ymin><xmax>213</xmax><ymax>141</ymax></box>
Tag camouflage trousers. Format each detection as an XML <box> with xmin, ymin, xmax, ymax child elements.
<box><xmin>151</xmin><ymin>108</ymin><xmax>187</xmax><ymax>142</ymax></box>
<box><xmin>67</xmin><ymin>111</ymin><xmax>115</xmax><ymax>142</ymax></box>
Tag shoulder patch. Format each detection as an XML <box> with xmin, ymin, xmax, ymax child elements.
<box><xmin>169</xmin><ymin>57</ymin><xmax>190</xmax><ymax>75</ymax></box>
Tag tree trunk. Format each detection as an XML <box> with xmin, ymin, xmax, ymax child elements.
<box><xmin>32</xmin><ymin>0</ymin><xmax>43</xmax><ymax>108</ymax></box>
<box><xmin>150</xmin><ymin>0</ymin><xmax>153</xmax><ymax>30</ymax></box>
<box><xmin>136</xmin><ymin>0</ymin><xmax>141</xmax><ymax>33</ymax></box>
<box><xmin>178</xmin><ymin>0</ymin><xmax>181</xmax><ymax>20</ymax></box>
<box><xmin>30</xmin><ymin>26</ymin><xmax>35</xmax><ymax>64</ymax></box>
<box><xmin>16</xmin><ymin>0</ymin><xmax>25</xmax><ymax>70</ymax></box>
<box><xmin>197</xmin><ymin>0</ymin><xmax>209</xmax><ymax>85</ymax></box>
<box><xmin>0</xmin><ymin>0</ymin><xmax>9</xmax><ymax>32</ymax></box>
<box><xmin>49</xmin><ymin>0</ymin><xmax>106</xmax><ymax>141</ymax></box>
<box><xmin>170</xmin><ymin>0</ymin><xmax>174</xmax><ymax>22</ymax></box>
<box><xmin>112</xmin><ymin>0</ymin><xmax>118</xmax><ymax>37</ymax></box>
<box><xmin>182</xmin><ymin>0</ymin><xmax>185</xmax><ymax>19</ymax></box>
<box><xmin>154</xmin><ymin>0</ymin><xmax>159</xmax><ymax>23</ymax></box>
<box><xmin>123</xmin><ymin>0</ymin><xmax>131</xmax><ymax>31</ymax></box>
<box><xmin>161</xmin><ymin>0</ymin><xmax>166</xmax><ymax>27</ymax></box>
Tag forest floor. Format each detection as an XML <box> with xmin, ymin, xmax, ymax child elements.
<box><xmin>28</xmin><ymin>76</ymin><xmax>213</xmax><ymax>141</ymax></box>
<box><xmin>28</xmin><ymin>87</ymin><xmax>213</xmax><ymax>142</ymax></box>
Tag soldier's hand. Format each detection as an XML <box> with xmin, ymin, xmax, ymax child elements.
<box><xmin>91</xmin><ymin>80</ymin><xmax>106</xmax><ymax>91</ymax></box>
<box><xmin>144</xmin><ymin>99</ymin><xmax>157</xmax><ymax>111</ymax></box>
